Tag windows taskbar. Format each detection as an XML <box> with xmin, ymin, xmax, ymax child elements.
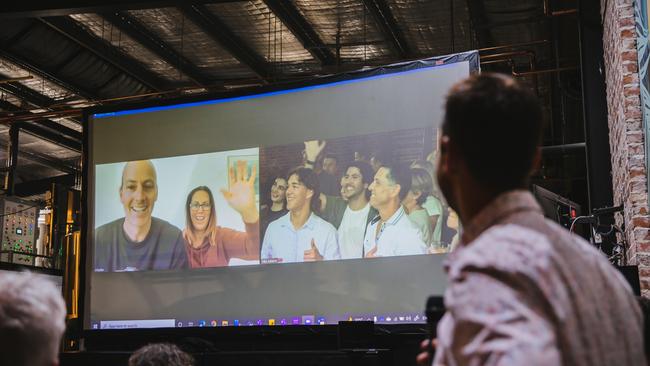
<box><xmin>91</xmin><ymin>313</ymin><xmax>427</xmax><ymax>330</ymax></box>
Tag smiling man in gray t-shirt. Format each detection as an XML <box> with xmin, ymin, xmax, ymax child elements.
<box><xmin>94</xmin><ymin>160</ymin><xmax>187</xmax><ymax>272</ymax></box>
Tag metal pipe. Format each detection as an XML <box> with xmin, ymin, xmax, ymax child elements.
<box><xmin>478</xmin><ymin>39</ymin><xmax>549</xmax><ymax>53</ymax></box>
<box><xmin>480</xmin><ymin>59</ymin><xmax>514</xmax><ymax>66</ymax></box>
<box><xmin>541</xmin><ymin>142</ymin><xmax>586</xmax><ymax>154</ymax></box>
<box><xmin>47</xmin><ymin>88</ymin><xmax>201</xmax><ymax>109</ymax></box>
<box><xmin>0</xmin><ymin>109</ymin><xmax>82</xmax><ymax>124</ymax></box>
<box><xmin>513</xmin><ymin>66</ymin><xmax>578</xmax><ymax>77</ymax></box>
<box><xmin>544</xmin><ymin>0</ymin><xmax>577</xmax><ymax>17</ymax></box>
<box><xmin>480</xmin><ymin>50</ymin><xmax>535</xmax><ymax>60</ymax></box>
<box><xmin>552</xmin><ymin>9</ymin><xmax>578</xmax><ymax>16</ymax></box>
<box><xmin>480</xmin><ymin>50</ymin><xmax>539</xmax><ymax>93</ymax></box>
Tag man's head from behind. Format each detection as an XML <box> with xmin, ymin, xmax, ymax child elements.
<box><xmin>0</xmin><ymin>271</ymin><xmax>66</xmax><ymax>366</ymax></box>
<box><xmin>437</xmin><ymin>73</ymin><xmax>543</xmax><ymax>212</ymax></box>
<box><xmin>129</xmin><ymin>343</ymin><xmax>194</xmax><ymax>366</ymax></box>
<box><xmin>120</xmin><ymin>160</ymin><xmax>158</xmax><ymax>228</ymax></box>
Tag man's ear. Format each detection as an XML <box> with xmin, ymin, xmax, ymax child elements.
<box><xmin>391</xmin><ymin>184</ymin><xmax>402</xmax><ymax>200</ymax></box>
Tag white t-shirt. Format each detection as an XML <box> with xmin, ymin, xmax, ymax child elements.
<box><xmin>337</xmin><ymin>203</ymin><xmax>371</xmax><ymax>259</ymax></box>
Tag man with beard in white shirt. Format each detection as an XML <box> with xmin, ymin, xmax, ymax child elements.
<box><xmin>320</xmin><ymin>161</ymin><xmax>378</xmax><ymax>259</ymax></box>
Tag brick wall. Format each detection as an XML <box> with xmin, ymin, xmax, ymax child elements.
<box><xmin>601</xmin><ymin>0</ymin><xmax>650</xmax><ymax>296</ymax></box>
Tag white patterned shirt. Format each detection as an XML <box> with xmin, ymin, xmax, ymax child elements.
<box><xmin>434</xmin><ymin>190</ymin><xmax>646</xmax><ymax>366</ymax></box>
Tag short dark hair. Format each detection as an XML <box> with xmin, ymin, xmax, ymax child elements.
<box><xmin>442</xmin><ymin>73</ymin><xmax>543</xmax><ymax>190</ymax></box>
<box><xmin>382</xmin><ymin>162</ymin><xmax>412</xmax><ymax>201</ymax></box>
<box><xmin>344</xmin><ymin>160</ymin><xmax>374</xmax><ymax>185</ymax></box>
<box><xmin>129</xmin><ymin>343</ymin><xmax>194</xmax><ymax>366</ymax></box>
<box><xmin>344</xmin><ymin>160</ymin><xmax>374</xmax><ymax>199</ymax></box>
<box><xmin>287</xmin><ymin>167</ymin><xmax>321</xmax><ymax>213</ymax></box>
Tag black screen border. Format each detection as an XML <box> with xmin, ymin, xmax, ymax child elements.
<box><xmin>80</xmin><ymin>51</ymin><xmax>480</xmax><ymax>342</ymax></box>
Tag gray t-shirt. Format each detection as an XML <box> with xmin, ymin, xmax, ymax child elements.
<box><xmin>94</xmin><ymin>217</ymin><xmax>188</xmax><ymax>272</ymax></box>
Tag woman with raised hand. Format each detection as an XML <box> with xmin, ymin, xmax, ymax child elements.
<box><xmin>183</xmin><ymin>161</ymin><xmax>260</xmax><ymax>268</ymax></box>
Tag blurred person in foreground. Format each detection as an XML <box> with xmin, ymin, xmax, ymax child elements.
<box><xmin>129</xmin><ymin>343</ymin><xmax>194</xmax><ymax>366</ymax></box>
<box><xmin>417</xmin><ymin>73</ymin><xmax>645</xmax><ymax>366</ymax></box>
<box><xmin>0</xmin><ymin>271</ymin><xmax>66</xmax><ymax>366</ymax></box>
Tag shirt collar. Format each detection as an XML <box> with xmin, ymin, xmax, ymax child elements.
<box><xmin>384</xmin><ymin>205</ymin><xmax>406</xmax><ymax>226</ymax></box>
<box><xmin>280</xmin><ymin>211</ymin><xmax>317</xmax><ymax>231</ymax></box>
<box><xmin>370</xmin><ymin>205</ymin><xmax>406</xmax><ymax>226</ymax></box>
<box><xmin>460</xmin><ymin>190</ymin><xmax>542</xmax><ymax>245</ymax></box>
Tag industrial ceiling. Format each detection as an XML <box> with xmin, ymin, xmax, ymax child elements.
<box><xmin>0</xmin><ymin>0</ymin><xmax>582</xmax><ymax>204</ymax></box>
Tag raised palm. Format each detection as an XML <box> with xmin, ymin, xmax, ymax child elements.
<box><xmin>304</xmin><ymin>140</ymin><xmax>326</xmax><ymax>162</ymax></box>
<box><xmin>221</xmin><ymin>160</ymin><xmax>257</xmax><ymax>216</ymax></box>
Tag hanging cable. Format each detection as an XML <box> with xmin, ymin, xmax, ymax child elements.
<box><xmin>179</xmin><ymin>11</ymin><xmax>185</xmax><ymax>83</ymax></box>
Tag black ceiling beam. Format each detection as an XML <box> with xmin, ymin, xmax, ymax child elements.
<box><xmin>0</xmin><ymin>1</ymin><xmax>247</xmax><ymax>19</ymax></box>
<box><xmin>13</xmin><ymin>173</ymin><xmax>76</xmax><ymax>197</ymax></box>
<box><xmin>32</xmin><ymin>120</ymin><xmax>82</xmax><ymax>141</ymax></box>
<box><xmin>0</xmin><ymin>100</ymin><xmax>82</xmax><ymax>142</ymax></box>
<box><xmin>466</xmin><ymin>0</ymin><xmax>494</xmax><ymax>47</ymax></box>
<box><xmin>0</xmin><ymin>141</ymin><xmax>78</xmax><ymax>175</ymax></box>
<box><xmin>0</xmin><ymin>48</ymin><xmax>100</xmax><ymax>101</ymax></box>
<box><xmin>40</xmin><ymin>16</ymin><xmax>169</xmax><ymax>92</ymax></box>
<box><xmin>0</xmin><ymin>80</ymin><xmax>55</xmax><ymax>108</ymax></box>
<box><xmin>361</xmin><ymin>0</ymin><xmax>411</xmax><ymax>58</ymax></box>
<box><xmin>180</xmin><ymin>5</ymin><xmax>272</xmax><ymax>81</ymax></box>
<box><xmin>101</xmin><ymin>11</ymin><xmax>213</xmax><ymax>87</ymax></box>
<box><xmin>263</xmin><ymin>0</ymin><xmax>336</xmax><ymax>66</ymax></box>
<box><xmin>0</xmin><ymin>72</ymin><xmax>83</xmax><ymax>126</ymax></box>
<box><xmin>16</xmin><ymin>122</ymin><xmax>82</xmax><ymax>153</ymax></box>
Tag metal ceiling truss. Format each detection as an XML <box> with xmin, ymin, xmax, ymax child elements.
<box><xmin>16</xmin><ymin>122</ymin><xmax>82</xmax><ymax>152</ymax></box>
<box><xmin>0</xmin><ymin>19</ymin><xmax>102</xmax><ymax>100</ymax></box>
<box><xmin>0</xmin><ymin>140</ymin><xmax>78</xmax><ymax>174</ymax></box>
<box><xmin>0</xmin><ymin>79</ymin><xmax>56</xmax><ymax>108</ymax></box>
<box><xmin>0</xmin><ymin>1</ymin><xmax>248</xmax><ymax>19</ymax></box>
<box><xmin>0</xmin><ymin>48</ymin><xmax>100</xmax><ymax>101</ymax></box>
<box><xmin>263</xmin><ymin>0</ymin><xmax>336</xmax><ymax>66</ymax></box>
<box><xmin>180</xmin><ymin>4</ymin><xmax>272</xmax><ymax>81</ymax></box>
<box><xmin>101</xmin><ymin>11</ymin><xmax>214</xmax><ymax>87</ymax></box>
<box><xmin>361</xmin><ymin>0</ymin><xmax>411</xmax><ymax>58</ymax></box>
<box><xmin>0</xmin><ymin>99</ymin><xmax>81</xmax><ymax>145</ymax></box>
<box><xmin>40</xmin><ymin>16</ymin><xmax>169</xmax><ymax>91</ymax></box>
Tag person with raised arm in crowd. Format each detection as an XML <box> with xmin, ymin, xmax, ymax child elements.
<box><xmin>304</xmin><ymin>140</ymin><xmax>377</xmax><ymax>259</ymax></box>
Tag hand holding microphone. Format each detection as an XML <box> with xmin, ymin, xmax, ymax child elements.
<box><xmin>416</xmin><ymin>296</ymin><xmax>445</xmax><ymax>366</ymax></box>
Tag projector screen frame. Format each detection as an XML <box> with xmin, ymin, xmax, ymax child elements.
<box><xmin>79</xmin><ymin>51</ymin><xmax>479</xmax><ymax>343</ymax></box>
